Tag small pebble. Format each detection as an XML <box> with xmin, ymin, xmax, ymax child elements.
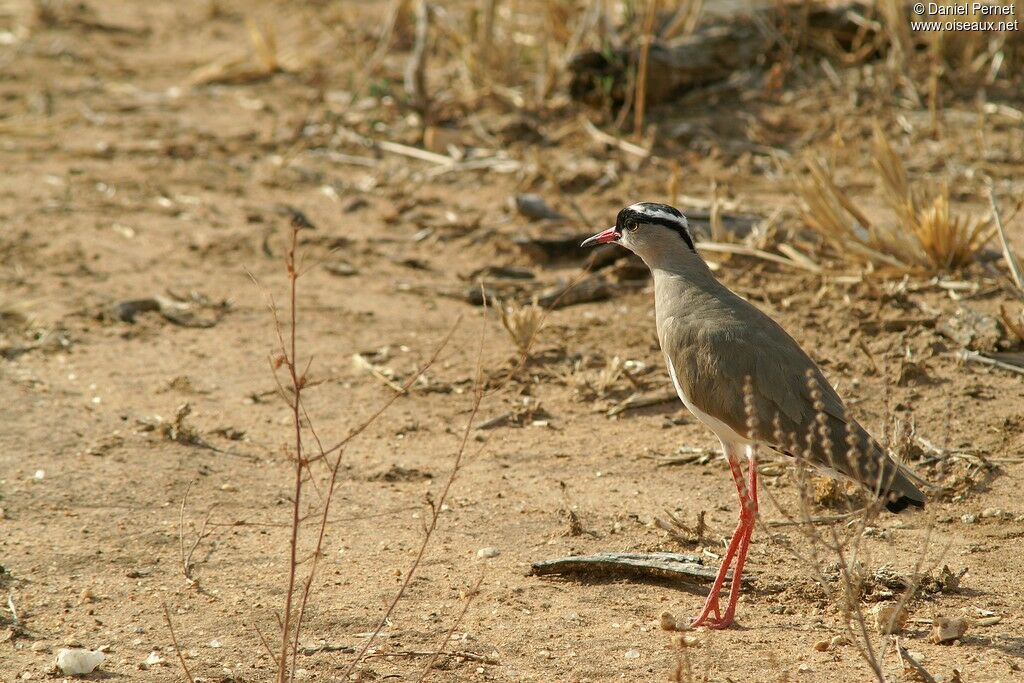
<box><xmin>813</xmin><ymin>640</ymin><xmax>829</xmax><ymax>652</ymax></box>
<box><xmin>477</xmin><ymin>547</ymin><xmax>500</xmax><ymax>559</ymax></box>
<box><xmin>980</xmin><ymin>507</ymin><xmax>1004</xmax><ymax>519</ymax></box>
<box><xmin>208</xmin><ymin>639</ymin><xmax>222</xmax><ymax>648</ymax></box>
<box><xmin>659</xmin><ymin>611</ymin><xmax>676</xmax><ymax>631</ymax></box>
<box><xmin>930</xmin><ymin>616</ymin><xmax>968</xmax><ymax>644</ymax></box>
<box><xmin>30</xmin><ymin>642</ymin><xmax>49</xmax><ymax>653</ymax></box>
<box><xmin>623</xmin><ymin>649</ymin><xmax>641</xmax><ymax>659</ymax></box>
<box><xmin>33</xmin><ymin>470</ymin><xmax>45</xmax><ymax>481</ymax></box>
<box><xmin>830</xmin><ymin>635</ymin><xmax>848</xmax><ymax>647</ymax></box>
<box><xmin>798</xmin><ymin>664</ymin><xmax>813</xmax><ymax>673</ymax></box>
<box><xmin>141</xmin><ymin>651</ymin><xmax>165</xmax><ymax>669</ymax></box>
<box><xmin>79</xmin><ymin>589</ymin><xmax>95</xmax><ymax>604</ymax></box>
<box><xmin>961</xmin><ymin>513</ymin><xmax>977</xmax><ymax>524</ymax></box>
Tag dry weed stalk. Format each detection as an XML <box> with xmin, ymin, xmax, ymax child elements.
<box><xmin>178</xmin><ymin>480</ymin><xmax>215</xmax><ymax>587</ymax></box>
<box><xmin>162</xmin><ymin>602</ymin><xmax>196</xmax><ymax>683</ymax></box>
<box><xmin>345</xmin><ymin>272</ymin><xmax>593</xmax><ymax>677</ymax></box>
<box><xmin>796</xmin><ymin>125</ymin><xmax>992</xmax><ymax>272</ymax></box>
<box><xmin>748</xmin><ymin>373</ymin><xmax>942</xmax><ymax>682</ymax></box>
<box><xmin>416</xmin><ymin>573</ymin><xmax>486</xmax><ymax>680</ymax></box>
<box><xmin>989</xmin><ymin>186</ymin><xmax>1024</xmax><ymax>293</ymax></box>
<box><xmin>342</xmin><ymin>302</ymin><xmax>489</xmax><ymax>680</ymax></box>
<box><xmin>404</xmin><ymin>0</ymin><xmax>430</xmax><ymax>118</ymax></box>
<box><xmin>239</xmin><ymin>217</ymin><xmax>456</xmax><ymax>683</ymax></box>
<box><xmin>633</xmin><ymin>0</ymin><xmax>659</xmax><ymax>135</ymax></box>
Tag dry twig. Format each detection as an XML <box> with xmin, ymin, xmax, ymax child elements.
<box><xmin>162</xmin><ymin>602</ymin><xmax>196</xmax><ymax>683</ymax></box>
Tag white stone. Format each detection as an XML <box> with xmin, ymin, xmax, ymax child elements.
<box><xmin>55</xmin><ymin>648</ymin><xmax>104</xmax><ymax>675</ymax></box>
<box><xmin>142</xmin><ymin>651</ymin><xmax>165</xmax><ymax>668</ymax></box>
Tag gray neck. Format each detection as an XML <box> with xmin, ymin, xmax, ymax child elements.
<box><xmin>649</xmin><ymin>249</ymin><xmax>738</xmax><ymax>329</ymax></box>
<box><xmin>642</xmin><ymin>241</ymin><xmax>717</xmax><ymax>285</ymax></box>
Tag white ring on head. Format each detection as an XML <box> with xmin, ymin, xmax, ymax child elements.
<box><xmin>627</xmin><ymin>203</ymin><xmax>691</xmax><ymax>237</ymax></box>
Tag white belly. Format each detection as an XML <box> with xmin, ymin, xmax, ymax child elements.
<box><xmin>665</xmin><ymin>355</ymin><xmax>752</xmax><ymax>447</ymax></box>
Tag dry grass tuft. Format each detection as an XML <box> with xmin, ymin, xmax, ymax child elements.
<box><xmin>498</xmin><ymin>299</ymin><xmax>545</xmax><ymax>356</ymax></box>
<box><xmin>796</xmin><ymin>124</ymin><xmax>992</xmax><ymax>272</ymax></box>
<box><xmin>872</xmin><ymin>127</ymin><xmax>993</xmax><ymax>270</ymax></box>
<box><xmin>556</xmin><ymin>355</ymin><xmax>625</xmax><ymax>401</ymax></box>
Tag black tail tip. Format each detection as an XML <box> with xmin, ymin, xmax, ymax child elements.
<box><xmin>886</xmin><ymin>494</ymin><xmax>926</xmax><ymax>514</ymax></box>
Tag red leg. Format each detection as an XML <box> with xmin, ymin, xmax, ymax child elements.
<box><xmin>692</xmin><ymin>445</ymin><xmax>758</xmax><ymax>629</ymax></box>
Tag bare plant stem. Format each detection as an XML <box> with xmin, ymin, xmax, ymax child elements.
<box><xmin>634</xmin><ymin>0</ymin><xmax>658</xmax><ymax>134</ymax></box>
<box><xmin>417</xmin><ymin>573</ymin><xmax>485</xmax><ymax>681</ymax></box>
<box><xmin>341</xmin><ymin>312</ymin><xmax>488</xmax><ymax>680</ymax></box>
<box><xmin>178</xmin><ymin>480</ymin><xmax>215</xmax><ymax>585</ymax></box>
<box><xmin>276</xmin><ymin>223</ymin><xmax>304</xmax><ymax>683</ymax></box>
<box><xmin>253</xmin><ymin>621</ymin><xmax>281</xmax><ymax>669</ymax></box>
<box><xmin>162</xmin><ymin>602</ymin><xmax>196</xmax><ymax>683</ymax></box>
<box><xmin>250</xmin><ymin>219</ymin><xmax>460</xmax><ymax>682</ymax></box>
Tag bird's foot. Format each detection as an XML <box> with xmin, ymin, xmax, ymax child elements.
<box><xmin>691</xmin><ymin>614</ymin><xmax>734</xmax><ymax>630</ymax></box>
<box><xmin>690</xmin><ymin>599</ymin><xmax>722</xmax><ymax>629</ymax></box>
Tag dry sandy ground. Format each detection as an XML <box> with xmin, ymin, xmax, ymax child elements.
<box><xmin>1</xmin><ymin>1</ymin><xmax>1023</xmax><ymax>682</ymax></box>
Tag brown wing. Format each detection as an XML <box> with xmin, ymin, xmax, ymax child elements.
<box><xmin>661</xmin><ymin>313</ymin><xmax>925</xmax><ymax>511</ymax></box>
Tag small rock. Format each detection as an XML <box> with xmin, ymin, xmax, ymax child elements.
<box><xmin>510</xmin><ymin>194</ymin><xmax>565</xmax><ymax>221</ymax></box>
<box><xmin>813</xmin><ymin>640</ymin><xmax>829</xmax><ymax>652</ymax></box>
<box><xmin>961</xmin><ymin>513</ymin><xmax>977</xmax><ymax>524</ymax></box>
<box><xmin>623</xmin><ymin>649</ymin><xmax>641</xmax><ymax>659</ymax></box>
<box><xmin>33</xmin><ymin>470</ymin><xmax>45</xmax><ymax>481</ymax></box>
<box><xmin>659</xmin><ymin>611</ymin><xmax>676</xmax><ymax>631</ymax></box>
<box><xmin>208</xmin><ymin>638</ymin><xmax>222</xmax><ymax>648</ymax></box>
<box><xmin>980</xmin><ymin>507</ymin><xmax>1005</xmax><ymax>519</ymax></box>
<box><xmin>830</xmin><ymin>635</ymin><xmax>848</xmax><ymax>648</ymax></box>
<box><xmin>325</xmin><ymin>261</ymin><xmax>359</xmax><ymax>277</ymax></box>
<box><xmin>55</xmin><ymin>648</ymin><xmax>104</xmax><ymax>675</ymax></box>
<box><xmin>79</xmin><ymin>589</ymin><xmax>95</xmax><ymax>604</ymax></box>
<box><xmin>30</xmin><ymin>641</ymin><xmax>50</xmax><ymax>653</ymax></box>
<box><xmin>141</xmin><ymin>651</ymin><xmax>165</xmax><ymax>669</ymax></box>
<box><xmin>873</xmin><ymin>603</ymin><xmax>908</xmax><ymax>635</ymax></box>
<box><xmin>930</xmin><ymin>616</ymin><xmax>968</xmax><ymax>644</ymax></box>
<box><xmin>798</xmin><ymin>663</ymin><xmax>813</xmax><ymax>673</ymax></box>
<box><xmin>476</xmin><ymin>547</ymin><xmax>500</xmax><ymax>559</ymax></box>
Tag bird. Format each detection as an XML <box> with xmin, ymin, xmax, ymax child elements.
<box><xmin>582</xmin><ymin>202</ymin><xmax>927</xmax><ymax>629</ymax></box>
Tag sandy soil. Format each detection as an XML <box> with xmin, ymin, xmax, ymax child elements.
<box><xmin>1</xmin><ymin>1</ymin><xmax>1023</xmax><ymax>682</ymax></box>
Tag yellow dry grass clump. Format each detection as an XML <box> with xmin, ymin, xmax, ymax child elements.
<box><xmin>498</xmin><ymin>299</ymin><xmax>545</xmax><ymax>356</ymax></box>
<box><xmin>797</xmin><ymin>124</ymin><xmax>992</xmax><ymax>272</ymax></box>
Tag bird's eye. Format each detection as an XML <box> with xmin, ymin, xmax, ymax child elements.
<box><xmin>626</xmin><ymin>220</ymin><xmax>639</xmax><ymax>232</ymax></box>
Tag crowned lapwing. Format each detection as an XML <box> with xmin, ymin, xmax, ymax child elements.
<box><xmin>583</xmin><ymin>202</ymin><xmax>926</xmax><ymax>628</ymax></box>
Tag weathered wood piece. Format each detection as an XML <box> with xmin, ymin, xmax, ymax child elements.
<box><xmin>530</xmin><ymin>551</ymin><xmax>749</xmax><ymax>586</ymax></box>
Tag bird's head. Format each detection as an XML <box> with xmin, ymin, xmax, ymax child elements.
<box><xmin>581</xmin><ymin>202</ymin><xmax>696</xmax><ymax>266</ymax></box>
